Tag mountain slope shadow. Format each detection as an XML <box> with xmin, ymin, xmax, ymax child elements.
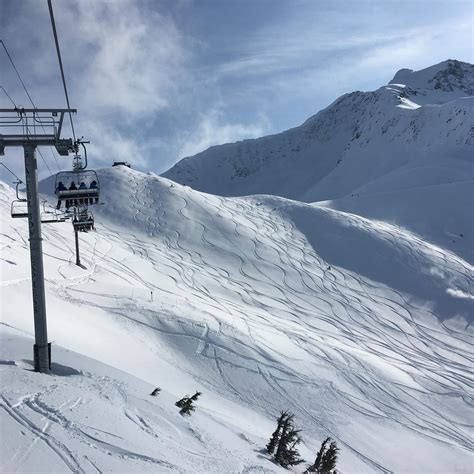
<box><xmin>280</xmin><ymin>200</ymin><xmax>473</xmax><ymax>322</ymax></box>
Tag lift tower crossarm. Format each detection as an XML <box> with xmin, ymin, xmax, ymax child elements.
<box><xmin>0</xmin><ymin>108</ymin><xmax>76</xmax><ymax>156</ymax></box>
<box><xmin>0</xmin><ymin>108</ymin><xmax>77</xmax><ymax>112</ymax></box>
<box><xmin>0</xmin><ymin>107</ymin><xmax>77</xmax><ymax>373</ymax></box>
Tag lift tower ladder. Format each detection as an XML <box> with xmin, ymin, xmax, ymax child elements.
<box><xmin>0</xmin><ymin>107</ymin><xmax>76</xmax><ymax>373</ymax></box>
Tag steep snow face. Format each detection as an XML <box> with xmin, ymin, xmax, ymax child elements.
<box><xmin>2</xmin><ymin>167</ymin><xmax>473</xmax><ymax>472</ymax></box>
<box><xmin>162</xmin><ymin>61</ymin><xmax>473</xmax><ymax>257</ymax></box>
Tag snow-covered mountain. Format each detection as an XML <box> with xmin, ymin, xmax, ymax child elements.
<box><xmin>164</xmin><ymin>60</ymin><xmax>473</xmax><ymax>202</ymax></box>
<box><xmin>1</xmin><ymin>60</ymin><xmax>473</xmax><ymax>473</ymax></box>
<box><xmin>1</xmin><ymin>164</ymin><xmax>473</xmax><ymax>472</ymax></box>
<box><xmin>163</xmin><ymin>60</ymin><xmax>474</xmax><ymax>229</ymax></box>
<box><xmin>163</xmin><ymin>60</ymin><xmax>474</xmax><ymax>262</ymax></box>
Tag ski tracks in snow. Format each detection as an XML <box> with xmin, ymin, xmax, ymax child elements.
<box><xmin>0</xmin><ymin>394</ymin><xmax>84</xmax><ymax>473</ymax></box>
<box><xmin>2</xmin><ymin>171</ymin><xmax>472</xmax><ymax>471</ymax></box>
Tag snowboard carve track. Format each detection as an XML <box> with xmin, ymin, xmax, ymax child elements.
<box><xmin>0</xmin><ymin>395</ymin><xmax>85</xmax><ymax>473</ymax></box>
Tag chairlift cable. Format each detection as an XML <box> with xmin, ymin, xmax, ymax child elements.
<box><xmin>2</xmin><ymin>163</ymin><xmax>65</xmax><ymax>216</ymax></box>
<box><xmin>0</xmin><ymin>85</ymin><xmax>17</xmax><ymax>108</ymax></box>
<box><xmin>0</xmin><ymin>42</ymin><xmax>61</xmax><ymax>172</ymax></box>
<box><xmin>0</xmin><ymin>161</ymin><xmax>57</xmax><ymax>208</ymax></box>
<box><xmin>47</xmin><ymin>0</ymin><xmax>76</xmax><ymax>143</ymax></box>
<box><xmin>0</xmin><ymin>89</ymin><xmax>55</xmax><ymax>179</ymax></box>
<box><xmin>37</xmin><ymin>148</ymin><xmax>54</xmax><ymax>176</ymax></box>
<box><xmin>0</xmin><ymin>40</ymin><xmax>36</xmax><ymax>107</ymax></box>
<box><xmin>46</xmin><ymin>2</ymin><xmax>100</xmax><ymax>235</ymax></box>
<box><xmin>0</xmin><ymin>162</ymin><xmax>23</xmax><ymax>183</ymax></box>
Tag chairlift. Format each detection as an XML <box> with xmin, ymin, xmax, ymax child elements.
<box><xmin>54</xmin><ymin>140</ymin><xmax>100</xmax><ymax>210</ymax></box>
<box><xmin>72</xmin><ymin>209</ymin><xmax>95</xmax><ymax>232</ymax></box>
<box><xmin>41</xmin><ymin>200</ymin><xmax>69</xmax><ymax>224</ymax></box>
<box><xmin>11</xmin><ymin>201</ymin><xmax>28</xmax><ymax>219</ymax></box>
<box><xmin>11</xmin><ymin>181</ymin><xmax>28</xmax><ymax>218</ymax></box>
<box><xmin>12</xmin><ymin>198</ymin><xmax>68</xmax><ymax>224</ymax></box>
<box><xmin>55</xmin><ymin>168</ymin><xmax>100</xmax><ymax>209</ymax></box>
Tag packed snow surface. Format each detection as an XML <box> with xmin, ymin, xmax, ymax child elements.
<box><xmin>1</xmin><ymin>163</ymin><xmax>473</xmax><ymax>472</ymax></box>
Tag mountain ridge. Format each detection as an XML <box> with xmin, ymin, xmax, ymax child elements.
<box><xmin>163</xmin><ymin>60</ymin><xmax>473</xmax><ymax>262</ymax></box>
<box><xmin>163</xmin><ymin>60</ymin><xmax>473</xmax><ymax>204</ymax></box>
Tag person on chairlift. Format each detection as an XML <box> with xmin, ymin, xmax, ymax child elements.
<box><xmin>56</xmin><ymin>181</ymin><xmax>67</xmax><ymax>209</ymax></box>
<box><xmin>90</xmin><ymin>180</ymin><xmax>99</xmax><ymax>204</ymax></box>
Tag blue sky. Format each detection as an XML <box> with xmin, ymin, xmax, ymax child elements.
<box><xmin>0</xmin><ymin>0</ymin><xmax>472</xmax><ymax>181</ymax></box>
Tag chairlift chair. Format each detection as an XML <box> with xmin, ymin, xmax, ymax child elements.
<box><xmin>41</xmin><ymin>200</ymin><xmax>69</xmax><ymax>224</ymax></box>
<box><xmin>72</xmin><ymin>209</ymin><xmax>95</xmax><ymax>232</ymax></box>
<box><xmin>12</xmin><ymin>199</ymin><xmax>68</xmax><ymax>224</ymax></box>
<box><xmin>55</xmin><ymin>169</ymin><xmax>100</xmax><ymax>210</ymax></box>
<box><xmin>10</xmin><ymin>181</ymin><xmax>28</xmax><ymax>218</ymax></box>
<box><xmin>11</xmin><ymin>200</ymin><xmax>28</xmax><ymax>219</ymax></box>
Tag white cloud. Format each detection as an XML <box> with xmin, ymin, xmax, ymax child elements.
<box><xmin>5</xmin><ymin>0</ymin><xmax>191</xmax><ymax>177</ymax></box>
<box><xmin>1</xmin><ymin>0</ymin><xmax>472</xmax><ymax>179</ymax></box>
<box><xmin>85</xmin><ymin>124</ymin><xmax>148</xmax><ymax>169</ymax></box>
<box><xmin>69</xmin><ymin>0</ymin><xmax>187</xmax><ymax>118</ymax></box>
<box><xmin>210</xmin><ymin>8</ymin><xmax>473</xmax><ymax>105</ymax></box>
<box><xmin>177</xmin><ymin>109</ymin><xmax>269</xmax><ymax>159</ymax></box>
<box><xmin>446</xmin><ymin>288</ymin><xmax>474</xmax><ymax>300</ymax></box>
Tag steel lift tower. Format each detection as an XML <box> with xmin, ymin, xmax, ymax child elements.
<box><xmin>0</xmin><ymin>107</ymin><xmax>76</xmax><ymax>373</ymax></box>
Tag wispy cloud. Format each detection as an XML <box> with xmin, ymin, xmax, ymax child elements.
<box><xmin>177</xmin><ymin>108</ymin><xmax>269</xmax><ymax>159</ymax></box>
<box><xmin>70</xmin><ymin>0</ymin><xmax>187</xmax><ymax>118</ymax></box>
<box><xmin>210</xmin><ymin>6</ymin><xmax>473</xmax><ymax>98</ymax></box>
<box><xmin>1</xmin><ymin>0</ymin><xmax>189</xmax><ymax>177</ymax></box>
<box><xmin>447</xmin><ymin>288</ymin><xmax>474</xmax><ymax>300</ymax></box>
<box><xmin>0</xmin><ymin>0</ymin><xmax>472</xmax><ymax>182</ymax></box>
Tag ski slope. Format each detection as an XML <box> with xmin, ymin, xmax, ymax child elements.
<box><xmin>1</xmin><ymin>166</ymin><xmax>473</xmax><ymax>472</ymax></box>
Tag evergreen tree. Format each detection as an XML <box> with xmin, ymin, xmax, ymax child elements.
<box><xmin>306</xmin><ymin>437</ymin><xmax>339</xmax><ymax>473</ymax></box>
<box><xmin>320</xmin><ymin>440</ymin><xmax>339</xmax><ymax>473</ymax></box>
<box><xmin>274</xmin><ymin>417</ymin><xmax>291</xmax><ymax>464</ymax></box>
<box><xmin>190</xmin><ymin>391</ymin><xmax>202</xmax><ymax>402</ymax></box>
<box><xmin>175</xmin><ymin>395</ymin><xmax>189</xmax><ymax>409</ymax></box>
<box><xmin>266</xmin><ymin>411</ymin><xmax>290</xmax><ymax>454</ymax></box>
<box><xmin>175</xmin><ymin>391</ymin><xmax>202</xmax><ymax>415</ymax></box>
<box><xmin>306</xmin><ymin>437</ymin><xmax>330</xmax><ymax>472</ymax></box>
<box><xmin>278</xmin><ymin>427</ymin><xmax>304</xmax><ymax>468</ymax></box>
<box><xmin>273</xmin><ymin>414</ymin><xmax>304</xmax><ymax>468</ymax></box>
<box><xmin>150</xmin><ymin>387</ymin><xmax>161</xmax><ymax>396</ymax></box>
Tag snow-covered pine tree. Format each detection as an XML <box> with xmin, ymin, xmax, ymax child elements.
<box><xmin>305</xmin><ymin>437</ymin><xmax>339</xmax><ymax>473</ymax></box>
<box><xmin>175</xmin><ymin>395</ymin><xmax>189</xmax><ymax>409</ymax></box>
<box><xmin>175</xmin><ymin>391</ymin><xmax>202</xmax><ymax>415</ymax></box>
<box><xmin>190</xmin><ymin>391</ymin><xmax>202</xmax><ymax>402</ymax></box>
<box><xmin>274</xmin><ymin>414</ymin><xmax>304</xmax><ymax>468</ymax></box>
<box><xmin>306</xmin><ymin>437</ymin><xmax>330</xmax><ymax>472</ymax></box>
<box><xmin>279</xmin><ymin>427</ymin><xmax>304</xmax><ymax>468</ymax></box>
<box><xmin>266</xmin><ymin>411</ymin><xmax>290</xmax><ymax>454</ymax></box>
<box><xmin>320</xmin><ymin>440</ymin><xmax>339</xmax><ymax>473</ymax></box>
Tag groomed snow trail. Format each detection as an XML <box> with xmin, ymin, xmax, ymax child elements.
<box><xmin>1</xmin><ymin>168</ymin><xmax>473</xmax><ymax>473</ymax></box>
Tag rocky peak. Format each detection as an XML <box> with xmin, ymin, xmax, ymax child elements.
<box><xmin>390</xmin><ymin>60</ymin><xmax>474</xmax><ymax>99</ymax></box>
